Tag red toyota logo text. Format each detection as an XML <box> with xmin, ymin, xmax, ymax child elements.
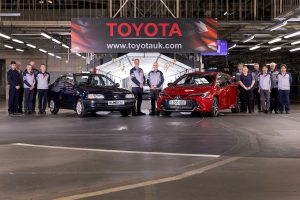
<box><xmin>106</xmin><ymin>22</ymin><xmax>183</xmax><ymax>37</ymax></box>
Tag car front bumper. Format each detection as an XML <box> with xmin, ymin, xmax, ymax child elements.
<box><xmin>82</xmin><ymin>99</ymin><xmax>135</xmax><ymax>112</ymax></box>
<box><xmin>157</xmin><ymin>96</ymin><xmax>213</xmax><ymax>113</ymax></box>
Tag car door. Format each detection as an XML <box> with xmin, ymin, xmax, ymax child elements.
<box><xmin>51</xmin><ymin>76</ymin><xmax>66</xmax><ymax>107</ymax></box>
<box><xmin>216</xmin><ymin>74</ymin><xmax>230</xmax><ymax>109</ymax></box>
<box><xmin>62</xmin><ymin>75</ymin><xmax>76</xmax><ymax>109</ymax></box>
<box><xmin>224</xmin><ymin>74</ymin><xmax>238</xmax><ymax>107</ymax></box>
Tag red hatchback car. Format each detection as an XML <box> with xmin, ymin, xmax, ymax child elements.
<box><xmin>157</xmin><ymin>72</ymin><xmax>240</xmax><ymax>117</ymax></box>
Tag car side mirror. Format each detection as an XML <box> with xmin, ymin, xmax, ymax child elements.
<box><xmin>167</xmin><ymin>82</ymin><xmax>173</xmax><ymax>87</ymax></box>
<box><xmin>115</xmin><ymin>83</ymin><xmax>120</xmax><ymax>87</ymax></box>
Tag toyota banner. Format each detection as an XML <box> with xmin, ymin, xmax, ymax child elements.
<box><xmin>71</xmin><ymin>18</ymin><xmax>218</xmax><ymax>53</ymax></box>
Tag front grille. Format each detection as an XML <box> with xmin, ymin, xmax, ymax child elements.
<box><xmin>104</xmin><ymin>93</ymin><xmax>126</xmax><ymax>100</ymax></box>
<box><xmin>162</xmin><ymin>99</ymin><xmax>198</xmax><ymax>111</ymax></box>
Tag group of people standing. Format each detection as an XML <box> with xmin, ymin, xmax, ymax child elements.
<box><xmin>130</xmin><ymin>58</ymin><xmax>164</xmax><ymax>116</ymax></box>
<box><xmin>235</xmin><ymin>62</ymin><xmax>292</xmax><ymax>114</ymax></box>
<box><xmin>7</xmin><ymin>60</ymin><xmax>50</xmax><ymax>116</ymax></box>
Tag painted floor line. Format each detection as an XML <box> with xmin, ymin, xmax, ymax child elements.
<box><xmin>10</xmin><ymin>143</ymin><xmax>220</xmax><ymax>158</ymax></box>
<box><xmin>53</xmin><ymin>156</ymin><xmax>241</xmax><ymax>200</ymax></box>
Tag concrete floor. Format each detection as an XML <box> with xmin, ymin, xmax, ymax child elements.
<box><xmin>0</xmin><ymin>101</ymin><xmax>300</xmax><ymax>200</ymax></box>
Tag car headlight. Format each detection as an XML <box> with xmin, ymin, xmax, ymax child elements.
<box><xmin>125</xmin><ymin>93</ymin><xmax>135</xmax><ymax>99</ymax></box>
<box><xmin>189</xmin><ymin>92</ymin><xmax>210</xmax><ymax>98</ymax></box>
<box><xmin>159</xmin><ymin>92</ymin><xmax>170</xmax><ymax>97</ymax></box>
<box><xmin>87</xmin><ymin>94</ymin><xmax>105</xmax><ymax>99</ymax></box>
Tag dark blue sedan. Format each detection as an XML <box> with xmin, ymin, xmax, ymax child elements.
<box><xmin>48</xmin><ymin>73</ymin><xmax>135</xmax><ymax>117</ymax></box>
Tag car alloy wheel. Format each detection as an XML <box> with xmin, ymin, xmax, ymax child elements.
<box><xmin>211</xmin><ymin>97</ymin><xmax>219</xmax><ymax>117</ymax></box>
<box><xmin>76</xmin><ymin>101</ymin><xmax>83</xmax><ymax>115</ymax></box>
<box><xmin>49</xmin><ymin>100</ymin><xmax>55</xmax><ymax>111</ymax></box>
<box><xmin>49</xmin><ymin>99</ymin><xmax>59</xmax><ymax>114</ymax></box>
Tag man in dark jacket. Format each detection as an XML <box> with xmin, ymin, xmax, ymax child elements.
<box><xmin>7</xmin><ymin>61</ymin><xmax>21</xmax><ymax>115</ymax></box>
<box><xmin>16</xmin><ymin>62</ymin><xmax>24</xmax><ymax>113</ymax></box>
<box><xmin>147</xmin><ymin>62</ymin><xmax>164</xmax><ymax>115</ymax></box>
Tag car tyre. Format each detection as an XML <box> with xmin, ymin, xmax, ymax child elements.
<box><xmin>161</xmin><ymin>111</ymin><xmax>172</xmax><ymax>116</ymax></box>
<box><xmin>49</xmin><ymin>99</ymin><xmax>59</xmax><ymax>114</ymax></box>
<box><xmin>76</xmin><ymin>99</ymin><xmax>87</xmax><ymax>117</ymax></box>
<box><xmin>120</xmin><ymin>109</ymin><xmax>131</xmax><ymax>117</ymax></box>
<box><xmin>231</xmin><ymin>97</ymin><xmax>241</xmax><ymax>113</ymax></box>
<box><xmin>210</xmin><ymin>97</ymin><xmax>219</xmax><ymax>117</ymax></box>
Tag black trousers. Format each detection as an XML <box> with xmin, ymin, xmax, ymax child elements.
<box><xmin>240</xmin><ymin>89</ymin><xmax>254</xmax><ymax>113</ymax></box>
<box><xmin>278</xmin><ymin>90</ymin><xmax>290</xmax><ymax>112</ymax></box>
<box><xmin>18</xmin><ymin>87</ymin><xmax>24</xmax><ymax>112</ymax></box>
<box><xmin>269</xmin><ymin>88</ymin><xmax>278</xmax><ymax>113</ymax></box>
<box><xmin>38</xmin><ymin>89</ymin><xmax>48</xmax><ymax>112</ymax></box>
<box><xmin>32</xmin><ymin>87</ymin><xmax>37</xmax><ymax>112</ymax></box>
<box><xmin>253</xmin><ymin>87</ymin><xmax>261</xmax><ymax>111</ymax></box>
<box><xmin>150</xmin><ymin>89</ymin><xmax>161</xmax><ymax>113</ymax></box>
<box><xmin>132</xmin><ymin>87</ymin><xmax>143</xmax><ymax>114</ymax></box>
<box><xmin>24</xmin><ymin>88</ymin><xmax>34</xmax><ymax>112</ymax></box>
<box><xmin>8</xmin><ymin>86</ymin><xmax>19</xmax><ymax>114</ymax></box>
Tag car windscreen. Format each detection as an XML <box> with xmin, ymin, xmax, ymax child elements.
<box><xmin>74</xmin><ymin>74</ymin><xmax>115</xmax><ymax>87</ymax></box>
<box><xmin>174</xmin><ymin>74</ymin><xmax>215</xmax><ymax>86</ymax></box>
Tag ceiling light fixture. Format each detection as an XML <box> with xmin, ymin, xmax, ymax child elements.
<box><xmin>12</xmin><ymin>39</ymin><xmax>24</xmax><ymax>44</ymax></box>
<box><xmin>268</xmin><ymin>38</ymin><xmax>282</xmax><ymax>44</ymax></box>
<box><xmin>76</xmin><ymin>53</ymin><xmax>81</xmax><ymax>57</ymax></box>
<box><xmin>270</xmin><ymin>21</ymin><xmax>287</xmax><ymax>31</ymax></box>
<box><xmin>41</xmin><ymin>32</ymin><xmax>52</xmax><ymax>39</ymax></box>
<box><xmin>228</xmin><ymin>44</ymin><xmax>237</xmax><ymax>50</ymax></box>
<box><xmin>243</xmin><ymin>35</ymin><xmax>255</xmax><ymax>43</ymax></box>
<box><xmin>270</xmin><ymin>47</ymin><xmax>282</xmax><ymax>51</ymax></box>
<box><xmin>0</xmin><ymin>33</ymin><xmax>11</xmax><ymax>39</ymax></box>
<box><xmin>48</xmin><ymin>52</ymin><xmax>55</xmax><ymax>56</ymax></box>
<box><xmin>62</xmin><ymin>44</ymin><xmax>69</xmax><ymax>49</ymax></box>
<box><xmin>249</xmin><ymin>46</ymin><xmax>260</xmax><ymax>50</ymax></box>
<box><xmin>16</xmin><ymin>48</ymin><xmax>24</xmax><ymax>52</ymax></box>
<box><xmin>291</xmin><ymin>40</ymin><xmax>300</xmax><ymax>45</ymax></box>
<box><xmin>39</xmin><ymin>48</ymin><xmax>47</xmax><ymax>53</ymax></box>
<box><xmin>4</xmin><ymin>45</ymin><xmax>13</xmax><ymax>49</ymax></box>
<box><xmin>56</xmin><ymin>55</ymin><xmax>62</xmax><ymax>59</ymax></box>
<box><xmin>284</xmin><ymin>31</ymin><xmax>300</xmax><ymax>39</ymax></box>
<box><xmin>290</xmin><ymin>47</ymin><xmax>300</xmax><ymax>52</ymax></box>
<box><xmin>26</xmin><ymin>43</ymin><xmax>36</xmax><ymax>48</ymax></box>
<box><xmin>52</xmin><ymin>38</ymin><xmax>61</xmax><ymax>44</ymax></box>
<box><xmin>82</xmin><ymin>56</ymin><xmax>86</xmax><ymax>59</ymax></box>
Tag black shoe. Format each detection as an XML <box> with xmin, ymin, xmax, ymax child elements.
<box><xmin>156</xmin><ymin>111</ymin><xmax>160</xmax><ymax>116</ymax></box>
<box><xmin>8</xmin><ymin>112</ymin><xmax>14</xmax><ymax>116</ymax></box>
<box><xmin>43</xmin><ymin>111</ymin><xmax>46</xmax><ymax>115</ymax></box>
<box><xmin>137</xmin><ymin>112</ymin><xmax>146</xmax><ymax>115</ymax></box>
<box><xmin>286</xmin><ymin>111</ymin><xmax>290</xmax><ymax>114</ymax></box>
<box><xmin>279</xmin><ymin>111</ymin><xmax>283</xmax><ymax>114</ymax></box>
<box><xmin>132</xmin><ymin>112</ymin><xmax>138</xmax><ymax>116</ymax></box>
<box><xmin>149</xmin><ymin>112</ymin><xmax>156</xmax><ymax>116</ymax></box>
<box><xmin>264</xmin><ymin>110</ymin><xmax>268</xmax><ymax>114</ymax></box>
<box><xmin>38</xmin><ymin>111</ymin><xmax>43</xmax><ymax>115</ymax></box>
<box><xmin>13</xmin><ymin>112</ymin><xmax>23</xmax><ymax>116</ymax></box>
<box><xmin>275</xmin><ymin>111</ymin><xmax>279</xmax><ymax>114</ymax></box>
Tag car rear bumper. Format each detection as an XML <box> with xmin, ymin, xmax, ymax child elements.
<box><xmin>157</xmin><ymin>97</ymin><xmax>212</xmax><ymax>113</ymax></box>
<box><xmin>82</xmin><ymin>99</ymin><xmax>135</xmax><ymax>112</ymax></box>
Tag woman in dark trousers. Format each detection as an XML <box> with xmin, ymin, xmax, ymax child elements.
<box><xmin>238</xmin><ymin>66</ymin><xmax>255</xmax><ymax>113</ymax></box>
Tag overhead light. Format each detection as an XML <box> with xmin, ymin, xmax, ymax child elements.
<box><xmin>62</xmin><ymin>44</ymin><xmax>69</xmax><ymax>49</ymax></box>
<box><xmin>52</xmin><ymin>38</ymin><xmax>61</xmax><ymax>44</ymax></box>
<box><xmin>39</xmin><ymin>48</ymin><xmax>47</xmax><ymax>53</ymax></box>
<box><xmin>26</xmin><ymin>43</ymin><xmax>36</xmax><ymax>48</ymax></box>
<box><xmin>228</xmin><ymin>44</ymin><xmax>237</xmax><ymax>50</ymax></box>
<box><xmin>291</xmin><ymin>40</ymin><xmax>300</xmax><ymax>45</ymax></box>
<box><xmin>48</xmin><ymin>52</ymin><xmax>55</xmax><ymax>56</ymax></box>
<box><xmin>4</xmin><ymin>45</ymin><xmax>13</xmax><ymax>49</ymax></box>
<box><xmin>0</xmin><ymin>13</ymin><xmax>21</xmax><ymax>17</ymax></box>
<box><xmin>224</xmin><ymin>12</ymin><xmax>228</xmax><ymax>16</ymax></box>
<box><xmin>250</xmin><ymin>46</ymin><xmax>260</xmax><ymax>50</ymax></box>
<box><xmin>82</xmin><ymin>56</ymin><xmax>86</xmax><ymax>59</ymax></box>
<box><xmin>47</xmin><ymin>0</ymin><xmax>53</xmax><ymax>3</ymax></box>
<box><xmin>41</xmin><ymin>32</ymin><xmax>52</xmax><ymax>39</ymax></box>
<box><xmin>284</xmin><ymin>31</ymin><xmax>300</xmax><ymax>39</ymax></box>
<box><xmin>270</xmin><ymin>21</ymin><xmax>287</xmax><ymax>31</ymax></box>
<box><xmin>76</xmin><ymin>53</ymin><xmax>81</xmax><ymax>57</ymax></box>
<box><xmin>268</xmin><ymin>38</ymin><xmax>282</xmax><ymax>44</ymax></box>
<box><xmin>12</xmin><ymin>39</ymin><xmax>24</xmax><ymax>44</ymax></box>
<box><xmin>56</xmin><ymin>55</ymin><xmax>62</xmax><ymax>59</ymax></box>
<box><xmin>243</xmin><ymin>35</ymin><xmax>255</xmax><ymax>43</ymax></box>
<box><xmin>16</xmin><ymin>48</ymin><xmax>24</xmax><ymax>52</ymax></box>
<box><xmin>290</xmin><ymin>47</ymin><xmax>300</xmax><ymax>52</ymax></box>
<box><xmin>0</xmin><ymin>33</ymin><xmax>11</xmax><ymax>39</ymax></box>
<box><xmin>270</xmin><ymin>47</ymin><xmax>282</xmax><ymax>51</ymax></box>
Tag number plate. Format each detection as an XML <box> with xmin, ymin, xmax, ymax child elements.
<box><xmin>108</xmin><ymin>100</ymin><xmax>125</xmax><ymax>105</ymax></box>
<box><xmin>169</xmin><ymin>100</ymin><xmax>186</xmax><ymax>106</ymax></box>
